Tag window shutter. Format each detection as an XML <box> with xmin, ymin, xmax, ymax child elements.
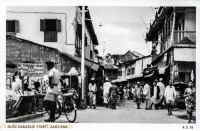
<box><xmin>15</xmin><ymin>20</ymin><xmax>19</xmax><ymax>33</ymax></box>
<box><xmin>44</xmin><ymin>32</ymin><xmax>57</xmax><ymax>42</ymax></box>
<box><xmin>56</xmin><ymin>20</ymin><xmax>61</xmax><ymax>32</ymax></box>
<box><xmin>40</xmin><ymin>19</ymin><xmax>45</xmax><ymax>31</ymax></box>
<box><xmin>85</xmin><ymin>35</ymin><xmax>87</xmax><ymax>47</ymax></box>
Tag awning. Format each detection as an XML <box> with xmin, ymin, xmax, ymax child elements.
<box><xmin>144</xmin><ymin>71</ymin><xmax>154</xmax><ymax>78</ymax></box>
<box><xmin>61</xmin><ymin>52</ymin><xmax>100</xmax><ymax>71</ymax></box>
<box><xmin>113</xmin><ymin>77</ymin><xmax>128</xmax><ymax>83</ymax></box>
<box><xmin>159</xmin><ymin>65</ymin><xmax>169</xmax><ymax>74</ymax></box>
<box><xmin>127</xmin><ymin>74</ymin><xmax>143</xmax><ymax>80</ymax></box>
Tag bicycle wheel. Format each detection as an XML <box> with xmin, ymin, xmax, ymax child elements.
<box><xmin>64</xmin><ymin>98</ymin><xmax>77</xmax><ymax>122</ymax></box>
<box><xmin>46</xmin><ymin>100</ymin><xmax>62</xmax><ymax>119</ymax></box>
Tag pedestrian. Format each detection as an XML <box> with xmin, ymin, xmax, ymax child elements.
<box><xmin>127</xmin><ymin>87</ymin><xmax>130</xmax><ymax>100</ymax></box>
<box><xmin>132</xmin><ymin>85</ymin><xmax>136</xmax><ymax>102</ymax></box>
<box><xmin>103</xmin><ymin>78</ymin><xmax>112</xmax><ymax>108</ymax></box>
<box><xmin>118</xmin><ymin>85</ymin><xmax>124</xmax><ymax>101</ymax></box>
<box><xmin>134</xmin><ymin>81</ymin><xmax>143</xmax><ymax>109</ymax></box>
<box><xmin>185</xmin><ymin>92</ymin><xmax>195</xmax><ymax>123</ymax></box>
<box><xmin>109</xmin><ymin>82</ymin><xmax>118</xmax><ymax>109</ymax></box>
<box><xmin>88</xmin><ymin>78</ymin><xmax>97</xmax><ymax>109</ymax></box>
<box><xmin>164</xmin><ymin>80</ymin><xmax>176</xmax><ymax>116</ymax></box>
<box><xmin>123</xmin><ymin>86</ymin><xmax>127</xmax><ymax>99</ymax></box>
<box><xmin>157</xmin><ymin>78</ymin><xmax>165</xmax><ymax>109</ymax></box>
<box><xmin>99</xmin><ymin>82</ymin><xmax>104</xmax><ymax>104</ymax></box>
<box><xmin>151</xmin><ymin>79</ymin><xmax>161</xmax><ymax>110</ymax></box>
<box><xmin>44</xmin><ymin>61</ymin><xmax>61</xmax><ymax>122</ymax></box>
<box><xmin>143</xmin><ymin>80</ymin><xmax>151</xmax><ymax>110</ymax></box>
<box><xmin>184</xmin><ymin>81</ymin><xmax>196</xmax><ymax>121</ymax></box>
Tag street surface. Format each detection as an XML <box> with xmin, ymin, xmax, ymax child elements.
<box><xmin>21</xmin><ymin>100</ymin><xmax>195</xmax><ymax>123</ymax></box>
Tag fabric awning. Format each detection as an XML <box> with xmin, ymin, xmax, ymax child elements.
<box><xmin>144</xmin><ymin>71</ymin><xmax>154</xmax><ymax>78</ymax></box>
<box><xmin>61</xmin><ymin>52</ymin><xmax>100</xmax><ymax>71</ymax></box>
<box><xmin>159</xmin><ymin>65</ymin><xmax>169</xmax><ymax>74</ymax></box>
<box><xmin>128</xmin><ymin>74</ymin><xmax>143</xmax><ymax>80</ymax></box>
<box><xmin>113</xmin><ymin>77</ymin><xmax>128</xmax><ymax>83</ymax></box>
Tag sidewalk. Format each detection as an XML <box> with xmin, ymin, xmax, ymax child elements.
<box><xmin>6</xmin><ymin>112</ymin><xmax>44</xmax><ymax>123</ymax></box>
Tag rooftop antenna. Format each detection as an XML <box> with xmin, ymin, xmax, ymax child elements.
<box><xmin>151</xmin><ymin>7</ymin><xmax>155</xmax><ymax>16</ymax></box>
<box><xmin>139</xmin><ymin>25</ymin><xmax>150</xmax><ymax>54</ymax></box>
<box><xmin>140</xmin><ymin>17</ymin><xmax>148</xmax><ymax>31</ymax></box>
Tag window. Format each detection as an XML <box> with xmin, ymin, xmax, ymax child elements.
<box><xmin>6</xmin><ymin>20</ymin><xmax>19</xmax><ymax>35</ymax></box>
<box><xmin>85</xmin><ymin>35</ymin><xmax>88</xmax><ymax>47</ymax></box>
<box><xmin>90</xmin><ymin>50</ymin><xmax>93</xmax><ymax>59</ymax></box>
<box><xmin>131</xmin><ymin>67</ymin><xmax>135</xmax><ymax>75</ymax></box>
<box><xmin>127</xmin><ymin>67</ymin><xmax>131</xmax><ymax>76</ymax></box>
<box><xmin>118</xmin><ymin>71</ymin><xmax>122</xmax><ymax>76</ymax></box>
<box><xmin>40</xmin><ymin>19</ymin><xmax>61</xmax><ymax>42</ymax></box>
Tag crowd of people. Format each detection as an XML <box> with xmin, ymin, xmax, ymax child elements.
<box><xmin>88</xmin><ymin>77</ymin><xmax>196</xmax><ymax>123</ymax></box>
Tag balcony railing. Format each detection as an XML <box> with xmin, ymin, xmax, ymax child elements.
<box><xmin>173</xmin><ymin>30</ymin><xmax>196</xmax><ymax>44</ymax></box>
<box><xmin>152</xmin><ymin>30</ymin><xmax>196</xmax><ymax>63</ymax></box>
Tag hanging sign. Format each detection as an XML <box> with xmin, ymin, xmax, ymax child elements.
<box><xmin>18</xmin><ymin>63</ymin><xmax>44</xmax><ymax>77</ymax></box>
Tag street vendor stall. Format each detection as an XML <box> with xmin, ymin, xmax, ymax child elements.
<box><xmin>6</xmin><ymin>62</ymin><xmax>46</xmax><ymax>118</ymax></box>
<box><xmin>60</xmin><ymin>67</ymin><xmax>79</xmax><ymax>107</ymax></box>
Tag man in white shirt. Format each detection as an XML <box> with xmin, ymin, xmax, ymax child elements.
<box><xmin>165</xmin><ymin>80</ymin><xmax>176</xmax><ymax>116</ymax></box>
<box><xmin>157</xmin><ymin>78</ymin><xmax>165</xmax><ymax>109</ymax></box>
<box><xmin>103</xmin><ymin>78</ymin><xmax>112</xmax><ymax>108</ymax></box>
<box><xmin>143</xmin><ymin>80</ymin><xmax>151</xmax><ymax>109</ymax></box>
<box><xmin>44</xmin><ymin>61</ymin><xmax>61</xmax><ymax>122</ymax></box>
<box><xmin>88</xmin><ymin>78</ymin><xmax>97</xmax><ymax>109</ymax></box>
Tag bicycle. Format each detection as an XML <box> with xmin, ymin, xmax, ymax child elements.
<box><xmin>42</xmin><ymin>88</ymin><xmax>77</xmax><ymax>123</ymax></box>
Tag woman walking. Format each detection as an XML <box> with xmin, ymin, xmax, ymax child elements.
<box><xmin>109</xmin><ymin>83</ymin><xmax>118</xmax><ymax>109</ymax></box>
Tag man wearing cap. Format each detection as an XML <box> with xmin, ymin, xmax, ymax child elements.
<box><xmin>143</xmin><ymin>80</ymin><xmax>151</xmax><ymax>109</ymax></box>
<box><xmin>151</xmin><ymin>79</ymin><xmax>161</xmax><ymax>110</ymax></box>
<box><xmin>44</xmin><ymin>61</ymin><xmax>60</xmax><ymax>122</ymax></box>
<box><xmin>88</xmin><ymin>78</ymin><xmax>97</xmax><ymax>109</ymax></box>
<box><xmin>134</xmin><ymin>81</ymin><xmax>143</xmax><ymax>109</ymax></box>
<box><xmin>103</xmin><ymin>78</ymin><xmax>112</xmax><ymax>108</ymax></box>
<box><xmin>157</xmin><ymin>78</ymin><xmax>165</xmax><ymax>109</ymax></box>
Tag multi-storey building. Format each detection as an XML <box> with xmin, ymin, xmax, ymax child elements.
<box><xmin>146</xmin><ymin>7</ymin><xmax>196</xmax><ymax>84</ymax></box>
<box><xmin>6</xmin><ymin>6</ymin><xmax>100</xmax><ymax>107</ymax></box>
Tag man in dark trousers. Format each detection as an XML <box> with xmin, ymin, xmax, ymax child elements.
<box><xmin>151</xmin><ymin>79</ymin><xmax>161</xmax><ymax>110</ymax></box>
<box><xmin>44</xmin><ymin>61</ymin><xmax>60</xmax><ymax>122</ymax></box>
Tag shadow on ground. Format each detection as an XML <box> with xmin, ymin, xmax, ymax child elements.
<box><xmin>174</xmin><ymin>114</ymin><xmax>196</xmax><ymax>123</ymax></box>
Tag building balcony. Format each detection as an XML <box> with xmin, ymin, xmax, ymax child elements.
<box><xmin>173</xmin><ymin>30</ymin><xmax>196</xmax><ymax>44</ymax></box>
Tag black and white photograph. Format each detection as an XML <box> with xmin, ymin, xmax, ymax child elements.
<box><xmin>3</xmin><ymin>1</ymin><xmax>198</xmax><ymax>128</ymax></box>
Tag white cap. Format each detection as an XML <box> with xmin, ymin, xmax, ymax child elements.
<box><xmin>106</xmin><ymin>78</ymin><xmax>109</xmax><ymax>81</ymax></box>
<box><xmin>91</xmin><ymin>78</ymin><xmax>95</xmax><ymax>81</ymax></box>
<box><xmin>159</xmin><ymin>78</ymin><xmax>163</xmax><ymax>81</ymax></box>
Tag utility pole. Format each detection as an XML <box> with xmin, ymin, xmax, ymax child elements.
<box><xmin>81</xmin><ymin>6</ymin><xmax>86</xmax><ymax>102</ymax></box>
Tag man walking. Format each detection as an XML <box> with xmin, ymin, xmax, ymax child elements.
<box><xmin>164</xmin><ymin>80</ymin><xmax>176</xmax><ymax>116</ymax></box>
<box><xmin>118</xmin><ymin>85</ymin><xmax>124</xmax><ymax>101</ymax></box>
<box><xmin>88</xmin><ymin>78</ymin><xmax>97</xmax><ymax>109</ymax></box>
<box><xmin>134</xmin><ymin>81</ymin><xmax>143</xmax><ymax>109</ymax></box>
<box><xmin>44</xmin><ymin>61</ymin><xmax>61</xmax><ymax>122</ymax></box>
<box><xmin>109</xmin><ymin>82</ymin><xmax>118</xmax><ymax>109</ymax></box>
<box><xmin>157</xmin><ymin>78</ymin><xmax>165</xmax><ymax>109</ymax></box>
<box><xmin>151</xmin><ymin>79</ymin><xmax>161</xmax><ymax>110</ymax></box>
<box><xmin>103</xmin><ymin>78</ymin><xmax>112</xmax><ymax>108</ymax></box>
<box><xmin>143</xmin><ymin>80</ymin><xmax>151</xmax><ymax>109</ymax></box>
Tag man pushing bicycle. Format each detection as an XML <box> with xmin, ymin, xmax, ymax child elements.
<box><xmin>44</xmin><ymin>61</ymin><xmax>61</xmax><ymax>122</ymax></box>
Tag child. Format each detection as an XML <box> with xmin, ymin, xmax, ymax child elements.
<box><xmin>185</xmin><ymin>92</ymin><xmax>195</xmax><ymax>123</ymax></box>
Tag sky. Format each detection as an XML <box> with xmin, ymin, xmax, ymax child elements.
<box><xmin>7</xmin><ymin>6</ymin><xmax>156</xmax><ymax>57</ymax></box>
<box><xmin>89</xmin><ymin>6</ymin><xmax>156</xmax><ymax>57</ymax></box>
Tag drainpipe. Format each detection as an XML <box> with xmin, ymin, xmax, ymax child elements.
<box><xmin>170</xmin><ymin>7</ymin><xmax>176</xmax><ymax>83</ymax></box>
<box><xmin>81</xmin><ymin>6</ymin><xmax>86</xmax><ymax>103</ymax></box>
